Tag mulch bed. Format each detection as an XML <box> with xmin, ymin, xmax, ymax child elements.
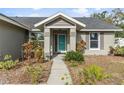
<box><xmin>65</xmin><ymin>55</ymin><xmax>124</xmax><ymax>85</ymax></box>
<box><xmin>0</xmin><ymin>60</ymin><xmax>53</xmax><ymax>84</ymax></box>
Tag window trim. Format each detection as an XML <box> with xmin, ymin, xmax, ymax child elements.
<box><xmin>89</xmin><ymin>32</ymin><xmax>100</xmax><ymax>50</ymax></box>
<box><xmin>29</xmin><ymin>32</ymin><xmax>44</xmax><ymax>41</ymax></box>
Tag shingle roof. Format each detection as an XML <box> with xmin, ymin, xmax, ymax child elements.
<box><xmin>0</xmin><ymin>14</ymin><xmax>29</xmax><ymax>30</ymax></box>
<box><xmin>10</xmin><ymin>17</ymin><xmax>120</xmax><ymax>29</ymax></box>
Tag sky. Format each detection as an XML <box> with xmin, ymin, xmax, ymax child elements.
<box><xmin>0</xmin><ymin>8</ymin><xmax>123</xmax><ymax>17</ymax></box>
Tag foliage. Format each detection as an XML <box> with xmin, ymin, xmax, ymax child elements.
<box><xmin>65</xmin><ymin>51</ymin><xmax>84</xmax><ymax>63</ymax></box>
<box><xmin>34</xmin><ymin>46</ymin><xmax>43</xmax><ymax>62</ymax></box>
<box><xmin>0</xmin><ymin>54</ymin><xmax>17</xmax><ymax>70</ymax></box>
<box><xmin>22</xmin><ymin>41</ymin><xmax>43</xmax><ymax>62</ymax></box>
<box><xmin>91</xmin><ymin>11</ymin><xmax>113</xmax><ymax>24</ymax></box>
<box><xmin>109</xmin><ymin>46</ymin><xmax>115</xmax><ymax>55</ymax></box>
<box><xmin>79</xmin><ymin>64</ymin><xmax>110</xmax><ymax>84</ymax></box>
<box><xmin>114</xmin><ymin>46</ymin><xmax>124</xmax><ymax>56</ymax></box>
<box><xmin>69</xmin><ymin>61</ymin><xmax>78</xmax><ymax>67</ymax></box>
<box><xmin>0</xmin><ymin>61</ymin><xmax>17</xmax><ymax>70</ymax></box>
<box><xmin>31</xmin><ymin>40</ymin><xmax>41</xmax><ymax>49</ymax></box>
<box><xmin>4</xmin><ymin>54</ymin><xmax>12</xmax><ymax>60</ymax></box>
<box><xmin>76</xmin><ymin>40</ymin><xmax>86</xmax><ymax>53</ymax></box>
<box><xmin>30</xmin><ymin>32</ymin><xmax>44</xmax><ymax>41</ymax></box>
<box><xmin>91</xmin><ymin>8</ymin><xmax>124</xmax><ymax>38</ymax></box>
<box><xmin>115</xmin><ymin>31</ymin><xmax>124</xmax><ymax>38</ymax></box>
<box><xmin>26</xmin><ymin>64</ymin><xmax>43</xmax><ymax>84</ymax></box>
<box><xmin>22</xmin><ymin>41</ymin><xmax>34</xmax><ymax>61</ymax></box>
<box><xmin>60</xmin><ymin>73</ymin><xmax>72</xmax><ymax>85</ymax></box>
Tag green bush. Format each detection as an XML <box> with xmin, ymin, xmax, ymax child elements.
<box><xmin>65</xmin><ymin>51</ymin><xmax>84</xmax><ymax>63</ymax></box>
<box><xmin>26</xmin><ymin>64</ymin><xmax>43</xmax><ymax>84</ymax></box>
<box><xmin>0</xmin><ymin>54</ymin><xmax>17</xmax><ymax>70</ymax></box>
<box><xmin>114</xmin><ymin>46</ymin><xmax>124</xmax><ymax>56</ymax></box>
<box><xmin>0</xmin><ymin>61</ymin><xmax>17</xmax><ymax>70</ymax></box>
<box><xmin>79</xmin><ymin>64</ymin><xmax>110</xmax><ymax>84</ymax></box>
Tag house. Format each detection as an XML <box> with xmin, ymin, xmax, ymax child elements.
<box><xmin>0</xmin><ymin>12</ymin><xmax>123</xmax><ymax>60</ymax></box>
<box><xmin>0</xmin><ymin>14</ymin><xmax>29</xmax><ymax>60</ymax></box>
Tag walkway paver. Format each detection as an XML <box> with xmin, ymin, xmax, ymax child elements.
<box><xmin>47</xmin><ymin>54</ymin><xmax>72</xmax><ymax>85</ymax></box>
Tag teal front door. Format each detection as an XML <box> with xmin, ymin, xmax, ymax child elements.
<box><xmin>58</xmin><ymin>34</ymin><xmax>66</xmax><ymax>52</ymax></box>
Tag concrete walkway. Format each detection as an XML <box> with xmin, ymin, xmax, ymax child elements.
<box><xmin>47</xmin><ymin>54</ymin><xmax>72</xmax><ymax>85</ymax></box>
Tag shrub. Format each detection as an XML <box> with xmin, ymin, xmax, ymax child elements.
<box><xmin>22</xmin><ymin>41</ymin><xmax>33</xmax><ymax>61</ymax></box>
<box><xmin>26</xmin><ymin>64</ymin><xmax>43</xmax><ymax>84</ymax></box>
<box><xmin>65</xmin><ymin>51</ymin><xmax>84</xmax><ymax>63</ymax></box>
<box><xmin>76</xmin><ymin>40</ymin><xmax>86</xmax><ymax>53</ymax></box>
<box><xmin>4</xmin><ymin>54</ymin><xmax>12</xmax><ymax>60</ymax></box>
<box><xmin>114</xmin><ymin>46</ymin><xmax>124</xmax><ymax>56</ymax></box>
<box><xmin>109</xmin><ymin>46</ymin><xmax>115</xmax><ymax>55</ymax></box>
<box><xmin>0</xmin><ymin>54</ymin><xmax>17</xmax><ymax>70</ymax></box>
<box><xmin>0</xmin><ymin>61</ymin><xmax>17</xmax><ymax>70</ymax></box>
<box><xmin>34</xmin><ymin>46</ymin><xmax>43</xmax><ymax>62</ymax></box>
<box><xmin>79</xmin><ymin>64</ymin><xmax>110</xmax><ymax>84</ymax></box>
<box><xmin>22</xmin><ymin>41</ymin><xmax>44</xmax><ymax>62</ymax></box>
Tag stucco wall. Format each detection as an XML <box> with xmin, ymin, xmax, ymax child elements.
<box><xmin>46</xmin><ymin>18</ymin><xmax>75</xmax><ymax>26</ymax></box>
<box><xmin>0</xmin><ymin>20</ymin><xmax>28</xmax><ymax>60</ymax></box>
<box><xmin>77</xmin><ymin>31</ymin><xmax>115</xmax><ymax>55</ymax></box>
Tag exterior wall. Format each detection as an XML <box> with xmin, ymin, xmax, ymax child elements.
<box><xmin>104</xmin><ymin>32</ymin><xmax>114</xmax><ymax>52</ymax></box>
<box><xmin>0</xmin><ymin>20</ymin><xmax>28</xmax><ymax>60</ymax></box>
<box><xmin>67</xmin><ymin>31</ymin><xmax>70</xmax><ymax>51</ymax></box>
<box><xmin>70</xmin><ymin>28</ymin><xmax>76</xmax><ymax>51</ymax></box>
<box><xmin>46</xmin><ymin>18</ymin><xmax>75</xmax><ymax>26</ymax></box>
<box><xmin>77</xmin><ymin>31</ymin><xmax>115</xmax><ymax>55</ymax></box>
<box><xmin>50</xmin><ymin>30</ymin><xmax>53</xmax><ymax>55</ymax></box>
<box><xmin>44</xmin><ymin>28</ymin><xmax>50</xmax><ymax>59</ymax></box>
<box><xmin>77</xmin><ymin>31</ymin><xmax>86</xmax><ymax>42</ymax></box>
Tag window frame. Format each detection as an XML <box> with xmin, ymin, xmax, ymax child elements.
<box><xmin>30</xmin><ymin>32</ymin><xmax>44</xmax><ymax>41</ymax></box>
<box><xmin>89</xmin><ymin>32</ymin><xmax>100</xmax><ymax>50</ymax></box>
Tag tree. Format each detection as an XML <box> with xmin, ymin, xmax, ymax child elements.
<box><xmin>91</xmin><ymin>8</ymin><xmax>124</xmax><ymax>38</ymax></box>
<box><xmin>111</xmin><ymin>8</ymin><xmax>124</xmax><ymax>26</ymax></box>
<box><xmin>111</xmin><ymin>9</ymin><xmax>124</xmax><ymax>37</ymax></box>
<box><xmin>91</xmin><ymin>11</ymin><xmax>113</xmax><ymax>24</ymax></box>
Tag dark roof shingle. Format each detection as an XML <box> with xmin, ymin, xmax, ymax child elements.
<box><xmin>11</xmin><ymin>17</ymin><xmax>120</xmax><ymax>29</ymax></box>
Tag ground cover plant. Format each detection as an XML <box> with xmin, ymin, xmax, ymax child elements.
<box><xmin>26</xmin><ymin>64</ymin><xmax>43</xmax><ymax>84</ymax></box>
<box><xmin>65</xmin><ymin>55</ymin><xmax>124</xmax><ymax>85</ymax></box>
<box><xmin>79</xmin><ymin>64</ymin><xmax>111</xmax><ymax>84</ymax></box>
<box><xmin>0</xmin><ymin>41</ymin><xmax>52</xmax><ymax>84</ymax></box>
<box><xmin>0</xmin><ymin>54</ymin><xmax>17</xmax><ymax>70</ymax></box>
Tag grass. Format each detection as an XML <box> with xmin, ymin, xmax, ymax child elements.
<box><xmin>65</xmin><ymin>55</ymin><xmax>124</xmax><ymax>85</ymax></box>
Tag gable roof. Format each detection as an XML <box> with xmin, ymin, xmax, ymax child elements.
<box><xmin>10</xmin><ymin>15</ymin><xmax>122</xmax><ymax>31</ymax></box>
<box><xmin>34</xmin><ymin>12</ymin><xmax>86</xmax><ymax>27</ymax></box>
<box><xmin>0</xmin><ymin>13</ymin><xmax>29</xmax><ymax>30</ymax></box>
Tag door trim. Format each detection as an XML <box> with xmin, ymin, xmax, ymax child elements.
<box><xmin>57</xmin><ymin>34</ymin><xmax>66</xmax><ymax>53</ymax></box>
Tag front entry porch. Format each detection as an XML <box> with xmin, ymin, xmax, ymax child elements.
<box><xmin>54</xmin><ymin>34</ymin><xmax>66</xmax><ymax>53</ymax></box>
<box><xmin>52</xmin><ymin>29</ymin><xmax>68</xmax><ymax>54</ymax></box>
<box><xmin>44</xmin><ymin>28</ymin><xmax>76</xmax><ymax>59</ymax></box>
<box><xmin>34</xmin><ymin>12</ymin><xmax>85</xmax><ymax>60</ymax></box>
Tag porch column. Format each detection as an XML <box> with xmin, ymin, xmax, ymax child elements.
<box><xmin>70</xmin><ymin>28</ymin><xmax>76</xmax><ymax>51</ymax></box>
<box><xmin>44</xmin><ymin>28</ymin><xmax>50</xmax><ymax>60</ymax></box>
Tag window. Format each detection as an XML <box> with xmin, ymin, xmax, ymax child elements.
<box><xmin>90</xmin><ymin>32</ymin><xmax>100</xmax><ymax>50</ymax></box>
<box><xmin>30</xmin><ymin>32</ymin><xmax>44</xmax><ymax>41</ymax></box>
